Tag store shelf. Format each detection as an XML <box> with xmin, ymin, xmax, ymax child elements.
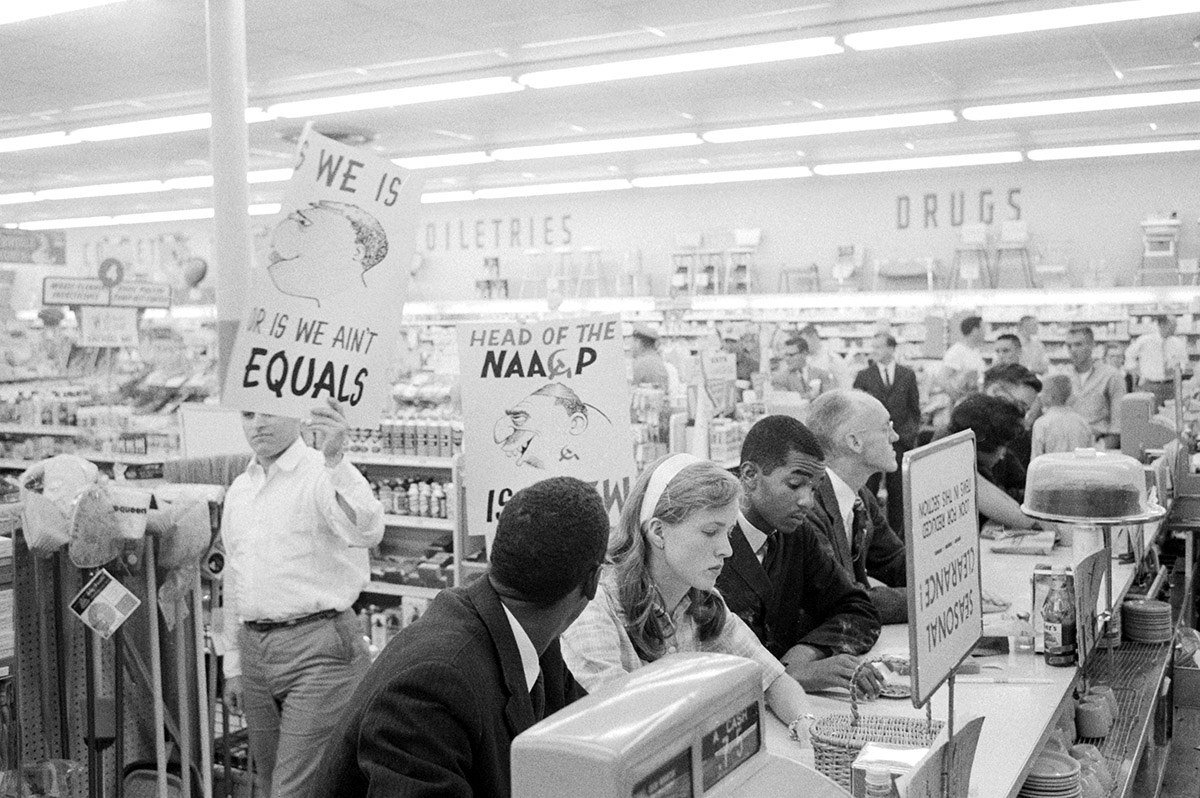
<box><xmin>0</xmin><ymin>451</ymin><xmax>176</xmax><ymax>469</ymax></box>
<box><xmin>363</xmin><ymin>581</ymin><xmax>441</xmax><ymax>600</ymax></box>
<box><xmin>0</xmin><ymin>423</ymin><xmax>86</xmax><ymax>437</ymax></box>
<box><xmin>349</xmin><ymin>453</ymin><xmax>454</xmax><ymax>469</ymax></box>
<box><xmin>383</xmin><ymin>514</ymin><xmax>453</xmax><ymax>531</ymax></box>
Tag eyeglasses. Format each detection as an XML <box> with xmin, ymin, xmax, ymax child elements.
<box><xmin>850</xmin><ymin>420</ymin><xmax>895</xmax><ymax>436</ymax></box>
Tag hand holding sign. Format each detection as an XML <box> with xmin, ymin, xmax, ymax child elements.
<box><xmin>309</xmin><ymin>398</ymin><xmax>350</xmax><ymax>465</ymax></box>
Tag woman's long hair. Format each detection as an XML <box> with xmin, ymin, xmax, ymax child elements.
<box><xmin>609</xmin><ymin>456</ymin><xmax>740</xmax><ymax>662</ymax></box>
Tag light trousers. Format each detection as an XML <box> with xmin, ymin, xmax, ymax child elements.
<box><xmin>238</xmin><ymin>609</ymin><xmax>370</xmax><ymax>797</ymax></box>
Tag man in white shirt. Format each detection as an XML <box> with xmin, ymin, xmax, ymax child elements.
<box><xmin>1126</xmin><ymin>314</ymin><xmax>1186</xmax><ymax>407</ymax></box>
<box><xmin>1017</xmin><ymin>314</ymin><xmax>1050</xmax><ymax>375</ymax></box>
<box><xmin>942</xmin><ymin>315</ymin><xmax>988</xmax><ymax>395</ymax></box>
<box><xmin>800</xmin><ymin>323</ymin><xmax>851</xmax><ymax>389</ymax></box>
<box><xmin>1066</xmin><ymin>326</ymin><xmax>1126</xmax><ymax>448</ymax></box>
<box><xmin>221</xmin><ymin>398</ymin><xmax>384</xmax><ymax>797</ymax></box>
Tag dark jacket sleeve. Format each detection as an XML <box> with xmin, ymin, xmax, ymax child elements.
<box><xmin>905</xmin><ymin>369</ymin><xmax>921</xmax><ymax>430</ymax></box>
<box><xmin>793</xmin><ymin>526</ymin><xmax>881</xmax><ymax>655</ymax></box>
<box><xmin>354</xmin><ymin>662</ymin><xmax>480</xmax><ymax>798</ymax></box>
<box><xmin>852</xmin><ymin>368</ymin><xmax>870</xmax><ymax>392</ymax></box>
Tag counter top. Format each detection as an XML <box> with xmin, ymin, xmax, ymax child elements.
<box><xmin>767</xmin><ymin>520</ymin><xmax>1161</xmax><ymax>798</ymax></box>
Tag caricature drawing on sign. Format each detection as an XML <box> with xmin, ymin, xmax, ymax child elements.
<box><xmin>267</xmin><ymin>200</ymin><xmax>389</xmax><ymax>308</ymax></box>
<box><xmin>493</xmin><ymin>382</ymin><xmax>612</xmax><ymax>470</ymax></box>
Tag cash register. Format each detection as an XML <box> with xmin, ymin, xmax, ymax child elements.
<box><xmin>511</xmin><ymin>653</ymin><xmax>850</xmax><ymax>797</ymax></box>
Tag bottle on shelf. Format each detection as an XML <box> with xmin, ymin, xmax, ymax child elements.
<box><xmin>1043</xmin><ymin>575</ymin><xmax>1077</xmax><ymax>667</ymax></box>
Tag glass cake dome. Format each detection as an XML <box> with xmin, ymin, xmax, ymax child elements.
<box><xmin>1022</xmin><ymin>448</ymin><xmax>1161</xmax><ymax>523</ymax></box>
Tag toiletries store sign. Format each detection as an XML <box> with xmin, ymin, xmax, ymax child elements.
<box><xmin>896</xmin><ymin>187</ymin><xmax>1021</xmax><ymax>229</ymax></box>
<box><xmin>423</xmin><ymin>214</ymin><xmax>574</xmax><ymax>252</ymax></box>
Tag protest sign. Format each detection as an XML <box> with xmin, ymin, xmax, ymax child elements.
<box><xmin>905</xmin><ymin>430</ymin><xmax>982</xmax><ymax>706</ymax></box>
<box><xmin>457</xmin><ymin>314</ymin><xmax>637</xmax><ymax>546</ymax></box>
<box><xmin>223</xmin><ymin>129</ymin><xmax>423</xmax><ymax>426</ymax></box>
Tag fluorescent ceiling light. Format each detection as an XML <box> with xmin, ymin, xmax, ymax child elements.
<box><xmin>17</xmin><ymin>203</ymin><xmax>281</xmax><ymax>230</ymax></box>
<box><xmin>267</xmin><ymin>77</ymin><xmax>523</xmax><ymax>118</ymax></box>
<box><xmin>963</xmin><ymin>88</ymin><xmax>1200</xmax><ymax>120</ymax></box>
<box><xmin>73</xmin><ymin>113</ymin><xmax>213</xmax><ymax>141</ymax></box>
<box><xmin>162</xmin><ymin>175</ymin><xmax>214</xmax><ymax>190</ymax></box>
<box><xmin>394</xmin><ymin>152</ymin><xmax>494</xmax><ymax>169</ymax></box>
<box><xmin>844</xmin><ymin>0</ymin><xmax>1200</xmax><ymax>50</ymax></box>
<box><xmin>0</xmin><ymin>0</ymin><xmax>128</xmax><ymax>25</ymax></box>
<box><xmin>474</xmin><ymin>179</ymin><xmax>632</xmax><ymax>199</ymax></box>
<box><xmin>247</xmin><ymin>168</ymin><xmax>294</xmax><ymax>183</ymax></box>
<box><xmin>814</xmin><ymin>151</ymin><xmax>1023</xmax><ymax>175</ymax></box>
<box><xmin>1027</xmin><ymin>139</ymin><xmax>1200</xmax><ymax>160</ymax></box>
<box><xmin>0</xmin><ymin>192</ymin><xmax>37</xmax><ymax>205</ymax></box>
<box><xmin>0</xmin><ymin>131</ymin><xmax>80</xmax><ymax>153</ymax></box>
<box><xmin>492</xmin><ymin>133</ymin><xmax>702</xmax><ymax>161</ymax></box>
<box><xmin>632</xmin><ymin>166</ymin><xmax>812</xmax><ymax>187</ymax></box>
<box><xmin>703</xmin><ymin>110</ymin><xmax>956</xmax><ymax>143</ymax></box>
<box><xmin>36</xmin><ymin>180</ymin><xmax>169</xmax><ymax>201</ymax></box>
<box><xmin>518</xmin><ymin>37</ymin><xmax>843</xmax><ymax>88</ymax></box>
<box><xmin>421</xmin><ymin>191</ymin><xmax>476</xmax><ymax>204</ymax></box>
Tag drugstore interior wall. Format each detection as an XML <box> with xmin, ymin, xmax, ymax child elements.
<box><xmin>1</xmin><ymin>153</ymin><xmax>1196</xmax><ymax>313</ymax></box>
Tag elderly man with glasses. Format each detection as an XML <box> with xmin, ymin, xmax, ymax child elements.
<box><xmin>801</xmin><ymin>390</ymin><xmax>909</xmax><ymax>624</ymax></box>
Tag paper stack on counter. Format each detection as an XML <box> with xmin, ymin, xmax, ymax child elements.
<box><xmin>990</xmin><ymin>530</ymin><xmax>1056</xmax><ymax>555</ymax></box>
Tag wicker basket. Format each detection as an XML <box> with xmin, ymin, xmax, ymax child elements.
<box><xmin>809</xmin><ymin>661</ymin><xmax>944</xmax><ymax>789</ymax></box>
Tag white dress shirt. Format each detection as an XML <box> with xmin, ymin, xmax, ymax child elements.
<box><xmin>1127</xmin><ymin>330</ymin><xmax>1186</xmax><ymax>382</ymax></box>
<box><xmin>942</xmin><ymin>342</ymin><xmax>987</xmax><ymax>380</ymax></box>
<box><xmin>738</xmin><ymin>511</ymin><xmax>769</xmax><ymax>563</ymax></box>
<box><xmin>826</xmin><ymin>468</ymin><xmax>858</xmax><ymax>547</ymax></box>
<box><xmin>503</xmin><ymin>604</ymin><xmax>541</xmax><ymax>692</ymax></box>
<box><xmin>220</xmin><ymin>438</ymin><xmax>384</xmax><ymax>678</ymax></box>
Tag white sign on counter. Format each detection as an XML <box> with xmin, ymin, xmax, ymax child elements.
<box><xmin>457</xmin><ymin>314</ymin><xmax>637</xmax><ymax>547</ymax></box>
<box><xmin>222</xmin><ymin>129</ymin><xmax>423</xmax><ymax>426</ymax></box>
<box><xmin>904</xmin><ymin>430</ymin><xmax>982</xmax><ymax>706</ymax></box>
<box><xmin>78</xmin><ymin>306</ymin><xmax>139</xmax><ymax>347</ymax></box>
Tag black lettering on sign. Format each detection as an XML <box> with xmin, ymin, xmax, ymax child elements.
<box><xmin>896</xmin><ymin>196</ymin><xmax>910</xmax><ymax>229</ymax></box>
<box><xmin>1007</xmin><ymin>188</ymin><xmax>1021</xmax><ymax>220</ymax></box>
<box><xmin>950</xmin><ymin>191</ymin><xmax>965</xmax><ymax>227</ymax></box>
<box><xmin>979</xmin><ymin>190</ymin><xmax>994</xmax><ymax>224</ymax></box>
<box><xmin>923</xmin><ymin>194</ymin><xmax>937</xmax><ymax>228</ymax></box>
<box><xmin>240</xmin><ymin>347</ymin><xmax>369</xmax><ymax>406</ymax></box>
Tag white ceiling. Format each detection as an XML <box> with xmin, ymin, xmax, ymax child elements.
<box><xmin>1</xmin><ymin>0</ymin><xmax>1199</xmax><ymax>223</ymax></box>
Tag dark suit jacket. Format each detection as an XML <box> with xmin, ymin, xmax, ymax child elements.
<box><xmin>853</xmin><ymin>361</ymin><xmax>921</xmax><ymax>448</ymax></box>
<box><xmin>315</xmin><ymin>577</ymin><xmax>585</xmax><ymax>797</ymax></box>
<box><xmin>716</xmin><ymin>520</ymin><xmax>880</xmax><ymax>659</ymax></box>
<box><xmin>804</xmin><ymin>477</ymin><xmax>909</xmax><ymax>624</ymax></box>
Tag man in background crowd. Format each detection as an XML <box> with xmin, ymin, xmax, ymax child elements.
<box><xmin>799</xmin><ymin>323</ymin><xmax>851</xmax><ymax>389</ymax></box>
<box><xmin>222</xmin><ymin>400</ymin><xmax>384</xmax><ymax>797</ymax></box>
<box><xmin>317</xmin><ymin>477</ymin><xmax>608</xmax><ymax>797</ymax></box>
<box><xmin>1105</xmin><ymin>342</ymin><xmax>1135</xmax><ymax>393</ymax></box>
<box><xmin>804</xmin><ymin>390</ymin><xmax>909</xmax><ymax>623</ymax></box>
<box><xmin>1066</xmin><ymin>325</ymin><xmax>1126</xmax><ymax>448</ymax></box>
<box><xmin>942</xmin><ymin>315</ymin><xmax>988</xmax><ymax>395</ymax></box>
<box><xmin>994</xmin><ymin>333</ymin><xmax>1023</xmax><ymax>367</ymax></box>
<box><xmin>852</xmin><ymin>333</ymin><xmax>920</xmax><ymax>532</ymax></box>
<box><xmin>1032</xmin><ymin>374</ymin><xmax>1094</xmax><ymax>457</ymax></box>
<box><xmin>717</xmin><ymin>415</ymin><xmax>882</xmax><ymax>698</ymax></box>
<box><xmin>1017</xmin><ymin>314</ymin><xmax>1049</xmax><ymax>374</ymax></box>
<box><xmin>723</xmin><ymin>330</ymin><xmax>760</xmax><ymax>383</ymax></box>
<box><xmin>771</xmin><ymin>334</ymin><xmax>834</xmax><ymax>399</ymax></box>
<box><xmin>628</xmin><ymin>324</ymin><xmax>670</xmax><ymax>391</ymax></box>
<box><xmin>1126</xmin><ymin>314</ymin><xmax>1185</xmax><ymax>408</ymax></box>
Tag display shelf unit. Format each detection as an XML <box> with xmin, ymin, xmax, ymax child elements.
<box><xmin>0</xmin><ymin>423</ymin><xmax>86</xmax><ymax>437</ymax></box>
<box><xmin>348</xmin><ymin>453</ymin><xmax>455</xmax><ymax>469</ymax></box>
<box><xmin>383</xmin><ymin>514</ymin><xmax>453</xmax><ymax>532</ymax></box>
<box><xmin>362</xmin><ymin>582</ymin><xmax>441</xmax><ymax>600</ymax></box>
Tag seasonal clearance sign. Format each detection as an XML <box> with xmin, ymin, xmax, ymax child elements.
<box><xmin>223</xmin><ymin>129</ymin><xmax>423</xmax><ymax>426</ymax></box>
<box><xmin>457</xmin><ymin>314</ymin><xmax>637</xmax><ymax>547</ymax></box>
<box><xmin>903</xmin><ymin>430</ymin><xmax>982</xmax><ymax>706</ymax></box>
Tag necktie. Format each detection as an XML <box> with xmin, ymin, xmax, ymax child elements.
<box><xmin>530</xmin><ymin>671</ymin><xmax>546</xmax><ymax>721</ymax></box>
<box><xmin>884</xmin><ymin>365</ymin><xmax>892</xmax><ymax>389</ymax></box>
<box><xmin>762</xmin><ymin>532</ymin><xmax>782</xmax><ymax>581</ymax></box>
<box><xmin>851</xmin><ymin>497</ymin><xmax>869</xmax><ymax>581</ymax></box>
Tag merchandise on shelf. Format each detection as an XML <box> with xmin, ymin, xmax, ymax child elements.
<box><xmin>367</xmin><ymin>477</ymin><xmax>453</xmax><ymax>519</ymax></box>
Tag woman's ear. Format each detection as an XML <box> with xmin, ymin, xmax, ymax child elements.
<box><xmin>645</xmin><ymin>517</ymin><xmax>666</xmax><ymax>550</ymax></box>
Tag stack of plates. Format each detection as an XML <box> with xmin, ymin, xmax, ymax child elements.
<box><xmin>1122</xmin><ymin>599</ymin><xmax>1173</xmax><ymax>643</ymax></box>
<box><xmin>1020</xmin><ymin>752</ymin><xmax>1081</xmax><ymax>797</ymax></box>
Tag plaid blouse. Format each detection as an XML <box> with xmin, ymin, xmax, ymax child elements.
<box><xmin>561</xmin><ymin>570</ymin><xmax>786</xmax><ymax>695</ymax></box>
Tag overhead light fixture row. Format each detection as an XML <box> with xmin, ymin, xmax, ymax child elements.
<box><xmin>0</xmin><ymin>169</ymin><xmax>292</xmax><ymax>206</ymax></box>
<box><xmin>1027</xmin><ymin>138</ymin><xmax>1200</xmax><ymax>160</ymax></box>
<box><xmin>266</xmin><ymin>77</ymin><xmax>524</xmax><ymax>118</ymax></box>
<box><xmin>0</xmin><ymin>0</ymin><xmax>129</xmax><ymax>26</ymax></box>
<box><xmin>813</xmin><ymin>151</ymin><xmax>1023</xmax><ymax>175</ymax></box>
<box><xmin>843</xmin><ymin>0</ymin><xmax>1200</xmax><ymax>50</ymax></box>
<box><xmin>0</xmin><ymin>108</ymin><xmax>274</xmax><ymax>154</ymax></box>
<box><xmin>963</xmin><ymin>87</ymin><xmax>1200</xmax><ymax>120</ymax></box>
<box><xmin>17</xmin><ymin>203</ymin><xmax>281</xmax><ymax>231</ymax></box>
<box><xmin>703</xmin><ymin>110</ymin><xmax>957</xmax><ymax>143</ymax></box>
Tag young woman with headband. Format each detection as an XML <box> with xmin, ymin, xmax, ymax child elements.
<box><xmin>561</xmin><ymin>453</ymin><xmax>811</xmax><ymax>732</ymax></box>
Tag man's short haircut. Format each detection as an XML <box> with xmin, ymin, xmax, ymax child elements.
<box><xmin>490</xmin><ymin>476</ymin><xmax>609</xmax><ymax>605</ymax></box>
<box><xmin>1043</xmin><ymin>374</ymin><xmax>1073</xmax><ymax>407</ymax></box>
<box><xmin>996</xmin><ymin>333</ymin><xmax>1022</xmax><ymax>350</ymax></box>
<box><xmin>739</xmin><ymin>414</ymin><xmax>823</xmax><ymax>474</ymax></box>
<box><xmin>1068</xmin><ymin>325</ymin><xmax>1095</xmax><ymax>343</ymax></box>
<box><xmin>960</xmin><ymin>315</ymin><xmax>983</xmax><ymax>336</ymax></box>
<box><xmin>799</xmin><ymin>323</ymin><xmax>820</xmax><ymax>338</ymax></box>
<box><xmin>948</xmin><ymin>394</ymin><xmax>1025</xmax><ymax>455</ymax></box>
<box><xmin>984</xmin><ymin>362</ymin><xmax>1042</xmax><ymax>393</ymax></box>
<box><xmin>784</xmin><ymin>335</ymin><xmax>810</xmax><ymax>355</ymax></box>
<box><xmin>1019</xmin><ymin>314</ymin><xmax>1037</xmax><ymax>325</ymax></box>
<box><xmin>1154</xmin><ymin>314</ymin><xmax>1172</xmax><ymax>327</ymax></box>
<box><xmin>874</xmin><ymin>333</ymin><xmax>897</xmax><ymax>349</ymax></box>
<box><xmin>807</xmin><ymin>390</ymin><xmax>872</xmax><ymax>457</ymax></box>
<box><xmin>317</xmin><ymin>201</ymin><xmax>389</xmax><ymax>271</ymax></box>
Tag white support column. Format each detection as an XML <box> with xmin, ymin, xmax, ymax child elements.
<box><xmin>205</xmin><ymin>0</ymin><xmax>252</xmax><ymax>393</ymax></box>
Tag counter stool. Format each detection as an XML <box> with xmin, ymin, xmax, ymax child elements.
<box><xmin>778</xmin><ymin>263</ymin><xmax>820</xmax><ymax>293</ymax></box>
<box><xmin>994</xmin><ymin>220</ymin><xmax>1036</xmax><ymax>288</ymax></box>
<box><xmin>951</xmin><ymin>223</ymin><xmax>993</xmax><ymax>289</ymax></box>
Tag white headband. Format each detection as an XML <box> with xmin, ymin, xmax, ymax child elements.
<box><xmin>639</xmin><ymin>453</ymin><xmax>704</xmax><ymax>525</ymax></box>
